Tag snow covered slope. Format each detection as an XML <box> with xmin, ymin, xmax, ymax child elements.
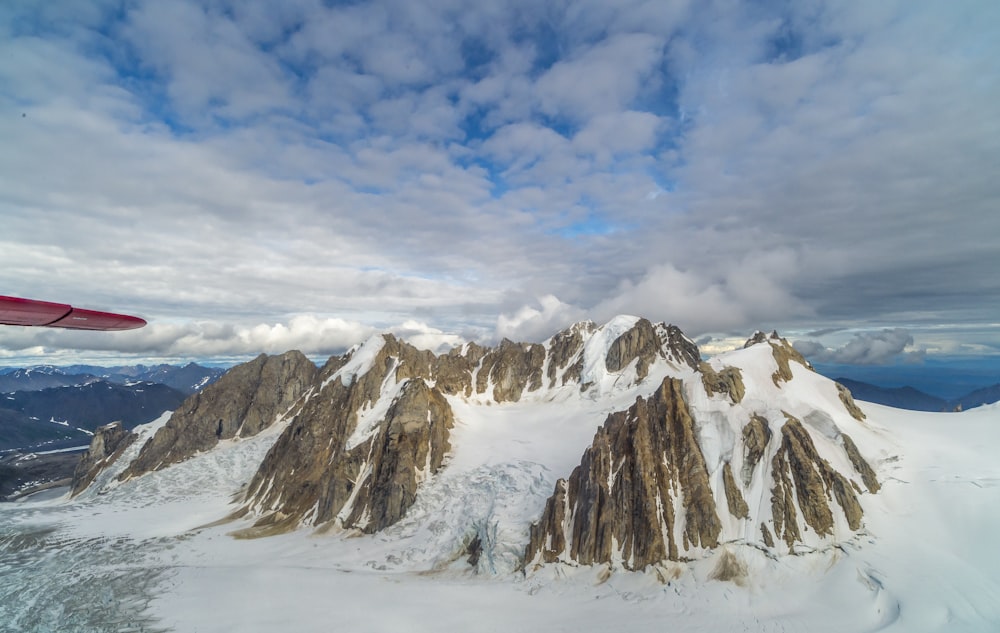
<box><xmin>0</xmin><ymin>318</ymin><xmax>997</xmax><ymax>632</ymax></box>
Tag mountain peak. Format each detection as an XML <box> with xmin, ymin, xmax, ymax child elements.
<box><xmin>75</xmin><ymin>317</ymin><xmax>881</xmax><ymax>577</ymax></box>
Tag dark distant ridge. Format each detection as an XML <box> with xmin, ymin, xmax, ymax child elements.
<box><xmin>0</xmin><ymin>367</ymin><xmax>100</xmax><ymax>393</ymax></box>
<box><xmin>0</xmin><ymin>364</ymin><xmax>225</xmax><ymax>454</ymax></box>
<box><xmin>953</xmin><ymin>383</ymin><xmax>1000</xmax><ymax>411</ymax></box>
<box><xmin>0</xmin><ymin>381</ymin><xmax>186</xmax><ymax>451</ymax></box>
<box><xmin>834</xmin><ymin>377</ymin><xmax>1000</xmax><ymax>412</ymax></box>
<box><xmin>0</xmin><ymin>362</ymin><xmax>225</xmax><ymax>395</ymax></box>
<box><xmin>834</xmin><ymin>378</ymin><xmax>948</xmax><ymax>411</ymax></box>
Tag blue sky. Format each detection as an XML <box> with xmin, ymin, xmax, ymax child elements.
<box><xmin>0</xmin><ymin>0</ymin><xmax>998</xmax><ymax>369</ymax></box>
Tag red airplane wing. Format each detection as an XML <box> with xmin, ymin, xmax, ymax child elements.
<box><xmin>0</xmin><ymin>295</ymin><xmax>146</xmax><ymax>331</ymax></box>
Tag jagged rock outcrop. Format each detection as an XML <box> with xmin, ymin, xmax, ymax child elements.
<box><xmin>605</xmin><ymin>318</ymin><xmax>661</xmax><ymax>381</ymax></box>
<box><xmin>722</xmin><ymin>463</ymin><xmax>749</xmax><ymax>519</ymax></box>
<box><xmin>699</xmin><ymin>362</ymin><xmax>745</xmax><ymax>403</ymax></box>
<box><xmin>842</xmin><ymin>433</ymin><xmax>880</xmax><ymax>493</ymax></box>
<box><xmin>769</xmin><ymin>414</ymin><xmax>864</xmax><ymax>548</ymax></box>
<box><xmin>741</xmin><ymin>330</ymin><xmax>815</xmax><ymax>386</ymax></box>
<box><xmin>836</xmin><ymin>383</ymin><xmax>867</xmax><ymax>421</ymax></box>
<box><xmin>434</xmin><ymin>343</ymin><xmax>487</xmax><ymax>396</ymax></box>
<box><xmin>768</xmin><ymin>336</ymin><xmax>813</xmax><ymax>386</ymax></box>
<box><xmin>524</xmin><ymin>377</ymin><xmax>722</xmax><ymax>569</ymax></box>
<box><xmin>96</xmin><ymin>319</ymin><xmax>703</xmax><ymax>521</ymax></box>
<box><xmin>339</xmin><ymin>379</ymin><xmax>454</xmax><ymax>532</ymax></box>
<box><xmin>741</xmin><ymin>414</ymin><xmax>772</xmax><ymax>487</ymax></box>
<box><xmin>656</xmin><ymin>323</ymin><xmax>702</xmax><ymax>370</ymax></box>
<box><xmin>744</xmin><ymin>330</ymin><xmax>778</xmax><ymax>348</ymax></box>
<box><xmin>476</xmin><ymin>339</ymin><xmax>546</xmax><ymax>402</ymax></box>
<box><xmin>71</xmin><ymin>422</ymin><xmax>136</xmax><ymax>496</ymax></box>
<box><xmin>525</xmin><ymin>336</ymin><xmax>882</xmax><ymax>569</ymax></box>
<box><xmin>545</xmin><ymin>321</ymin><xmax>595</xmax><ymax>387</ymax></box>
<box><xmin>239</xmin><ymin>336</ymin><xmax>456</xmax><ymax>535</ymax></box>
<box><xmin>120</xmin><ymin>351</ymin><xmax>318</xmax><ymax>479</ymax></box>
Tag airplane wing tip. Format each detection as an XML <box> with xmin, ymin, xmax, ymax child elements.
<box><xmin>0</xmin><ymin>295</ymin><xmax>148</xmax><ymax>331</ymax></box>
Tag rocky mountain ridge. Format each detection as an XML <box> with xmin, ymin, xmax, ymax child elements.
<box><xmin>76</xmin><ymin>316</ymin><xmax>881</xmax><ymax>575</ymax></box>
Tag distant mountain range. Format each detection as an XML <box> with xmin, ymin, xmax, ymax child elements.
<box><xmin>0</xmin><ymin>362</ymin><xmax>225</xmax><ymax>395</ymax></box>
<box><xmin>0</xmin><ymin>362</ymin><xmax>226</xmax><ymax>498</ymax></box>
<box><xmin>833</xmin><ymin>377</ymin><xmax>1000</xmax><ymax>412</ymax></box>
<box><xmin>0</xmin><ymin>381</ymin><xmax>187</xmax><ymax>451</ymax></box>
<box><xmin>0</xmin><ymin>363</ymin><xmax>225</xmax><ymax>453</ymax></box>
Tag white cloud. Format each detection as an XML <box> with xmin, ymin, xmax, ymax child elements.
<box><xmin>572</xmin><ymin>111</ymin><xmax>663</xmax><ymax>164</ymax></box>
<box><xmin>389</xmin><ymin>320</ymin><xmax>464</xmax><ymax>353</ymax></box>
<box><xmin>793</xmin><ymin>329</ymin><xmax>922</xmax><ymax>365</ymax></box>
<box><xmin>0</xmin><ymin>317</ymin><xmax>371</xmax><ymax>359</ymax></box>
<box><xmin>0</xmin><ymin>0</ymin><xmax>997</xmax><ymax>366</ymax></box>
<box><xmin>123</xmin><ymin>0</ymin><xmax>293</xmax><ymax>121</ymax></box>
<box><xmin>534</xmin><ymin>32</ymin><xmax>666</xmax><ymax>121</ymax></box>
<box><xmin>496</xmin><ymin>295</ymin><xmax>587</xmax><ymax>342</ymax></box>
<box><xmin>592</xmin><ymin>249</ymin><xmax>812</xmax><ymax>335</ymax></box>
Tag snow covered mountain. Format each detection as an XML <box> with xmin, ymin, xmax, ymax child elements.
<box><xmin>81</xmin><ymin>317</ymin><xmax>880</xmax><ymax>572</ymax></box>
<box><xmin>4</xmin><ymin>316</ymin><xmax>997</xmax><ymax>632</ymax></box>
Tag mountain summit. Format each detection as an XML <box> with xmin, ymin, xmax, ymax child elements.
<box><xmin>77</xmin><ymin>316</ymin><xmax>880</xmax><ymax>574</ymax></box>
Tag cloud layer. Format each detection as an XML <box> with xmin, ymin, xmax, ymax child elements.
<box><xmin>1</xmin><ymin>1</ymin><xmax>998</xmax><ymax>363</ymax></box>
<box><xmin>794</xmin><ymin>329</ymin><xmax>923</xmax><ymax>365</ymax></box>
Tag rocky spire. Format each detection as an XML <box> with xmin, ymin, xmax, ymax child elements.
<box><xmin>769</xmin><ymin>414</ymin><xmax>864</xmax><ymax>547</ymax></box>
<box><xmin>524</xmin><ymin>377</ymin><xmax>722</xmax><ymax>569</ymax></box>
<box><xmin>238</xmin><ymin>335</ymin><xmax>457</xmax><ymax>535</ymax></box>
<box><xmin>71</xmin><ymin>422</ymin><xmax>136</xmax><ymax>496</ymax></box>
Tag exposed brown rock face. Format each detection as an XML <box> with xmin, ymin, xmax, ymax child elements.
<box><xmin>842</xmin><ymin>433</ymin><xmax>880</xmax><ymax>493</ymax></box>
<box><xmin>240</xmin><ymin>370</ymin><xmax>357</xmax><ymax>534</ymax></box>
<box><xmin>434</xmin><ymin>343</ymin><xmax>486</xmax><ymax>396</ymax></box>
<box><xmin>71</xmin><ymin>422</ymin><xmax>136</xmax><ymax>496</ymax></box>
<box><xmin>760</xmin><ymin>523</ymin><xmax>775</xmax><ymax>548</ymax></box>
<box><xmin>120</xmin><ymin>351</ymin><xmax>318</xmax><ymax>480</ymax></box>
<box><xmin>526</xmin><ymin>379</ymin><xmax>880</xmax><ymax>568</ymax></box>
<box><xmin>657</xmin><ymin>323</ymin><xmax>702</xmax><ymax>370</ymax></box>
<box><xmin>545</xmin><ymin>322</ymin><xmax>594</xmax><ymax>387</ymax></box>
<box><xmin>699</xmin><ymin>362</ymin><xmax>746</xmax><ymax>403</ymax></box>
<box><xmin>240</xmin><ymin>336</ymin><xmax>457</xmax><ymax>534</ymax></box>
<box><xmin>605</xmin><ymin>318</ymin><xmax>661</xmax><ymax>381</ymax></box>
<box><xmin>524</xmin><ymin>377</ymin><xmax>722</xmax><ymax>569</ymax></box>
<box><xmin>769</xmin><ymin>338</ymin><xmax>813</xmax><ymax>386</ymax></box>
<box><xmin>742</xmin><ymin>414</ymin><xmax>772</xmax><ymax>487</ymax></box>
<box><xmin>343</xmin><ymin>379</ymin><xmax>454</xmax><ymax>532</ymax></box>
<box><xmin>769</xmin><ymin>415</ymin><xmax>864</xmax><ymax>548</ymax></box>
<box><xmin>244</xmin><ymin>379</ymin><xmax>455</xmax><ymax>534</ymax></box>
<box><xmin>836</xmin><ymin>383</ymin><xmax>867</xmax><ymax>421</ymax></box>
<box><xmin>722</xmin><ymin>462</ymin><xmax>749</xmax><ymax>519</ymax></box>
<box><xmin>743</xmin><ymin>330</ymin><xmax>776</xmax><ymax>348</ymax></box>
<box><xmin>476</xmin><ymin>339</ymin><xmax>546</xmax><ymax>402</ymax></box>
